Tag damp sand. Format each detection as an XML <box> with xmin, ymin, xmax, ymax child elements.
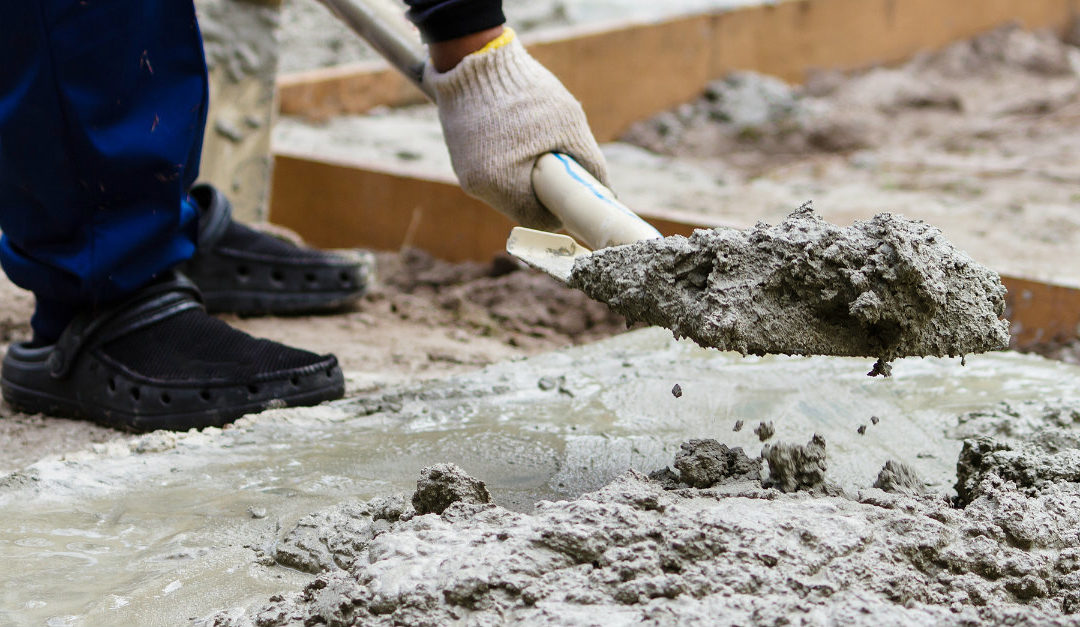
<box><xmin>569</xmin><ymin>205</ymin><xmax>1009</xmax><ymax>373</ymax></box>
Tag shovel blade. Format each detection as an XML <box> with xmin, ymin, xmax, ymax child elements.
<box><xmin>506</xmin><ymin>227</ymin><xmax>592</xmax><ymax>283</ymax></box>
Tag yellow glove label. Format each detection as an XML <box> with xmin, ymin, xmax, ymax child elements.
<box><xmin>476</xmin><ymin>27</ymin><xmax>516</xmax><ymax>56</ymax></box>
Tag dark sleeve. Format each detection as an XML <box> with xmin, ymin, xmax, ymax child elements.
<box><xmin>403</xmin><ymin>0</ymin><xmax>505</xmax><ymax>43</ymax></box>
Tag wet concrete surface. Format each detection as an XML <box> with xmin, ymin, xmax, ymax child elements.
<box><xmin>2</xmin><ymin>328</ymin><xmax>1079</xmax><ymax>625</ymax></box>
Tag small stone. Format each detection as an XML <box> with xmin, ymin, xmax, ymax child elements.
<box><xmin>537</xmin><ymin>377</ymin><xmax>559</xmax><ymax>391</ymax></box>
<box><xmin>857</xmin><ymin>425</ymin><xmax>867</xmax><ymax>435</ymax></box>
<box><xmin>871</xmin><ymin>416</ymin><xmax>880</xmax><ymax>425</ymax></box>
<box><xmin>248</xmin><ymin>506</ymin><xmax>268</xmax><ymax>519</ymax></box>
<box><xmin>754</xmin><ymin>421</ymin><xmax>776</xmax><ymax>442</ymax></box>
<box><xmin>671</xmin><ymin>384</ymin><xmax>683</xmax><ymax>398</ymax></box>
<box><xmin>733</xmin><ymin>420</ymin><xmax>745</xmax><ymax>432</ymax></box>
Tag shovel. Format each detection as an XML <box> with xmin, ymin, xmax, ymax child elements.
<box><xmin>316</xmin><ymin>0</ymin><xmax>662</xmax><ymax>282</ymax></box>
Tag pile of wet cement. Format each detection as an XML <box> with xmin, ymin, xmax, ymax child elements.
<box><xmin>211</xmin><ymin>403</ymin><xmax>1080</xmax><ymax>626</ymax></box>
<box><xmin>569</xmin><ymin>204</ymin><xmax>1009</xmax><ymax>374</ymax></box>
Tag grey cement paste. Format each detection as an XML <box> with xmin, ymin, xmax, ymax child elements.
<box><xmin>211</xmin><ymin>422</ymin><xmax>1080</xmax><ymax>626</ymax></box>
<box><xmin>8</xmin><ymin>332</ymin><xmax>1080</xmax><ymax>626</ymax></box>
<box><xmin>569</xmin><ymin>204</ymin><xmax>1010</xmax><ymax>375</ymax></box>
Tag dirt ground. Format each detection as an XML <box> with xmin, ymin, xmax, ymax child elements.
<box><xmin>0</xmin><ymin>250</ymin><xmax>627</xmax><ymax>474</ymax></box>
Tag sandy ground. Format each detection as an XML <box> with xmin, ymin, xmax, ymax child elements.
<box><xmin>0</xmin><ymin>251</ymin><xmax>627</xmax><ymax>475</ymax></box>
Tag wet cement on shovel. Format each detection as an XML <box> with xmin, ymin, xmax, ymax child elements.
<box><xmin>569</xmin><ymin>204</ymin><xmax>1010</xmax><ymax>375</ymax></box>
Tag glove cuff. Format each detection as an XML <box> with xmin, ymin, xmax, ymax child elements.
<box><xmin>425</xmin><ymin>35</ymin><xmax>544</xmax><ymax>106</ymax></box>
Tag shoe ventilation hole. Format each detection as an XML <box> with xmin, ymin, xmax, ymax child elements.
<box><xmin>107</xmin><ymin>378</ymin><xmax>116</xmax><ymax>392</ymax></box>
<box><xmin>130</xmin><ymin>387</ymin><xmax>141</xmax><ymax>401</ymax></box>
<box><xmin>271</xmin><ymin>270</ymin><xmax>285</xmax><ymax>282</ymax></box>
<box><xmin>161</xmin><ymin>393</ymin><xmax>171</xmax><ymax>405</ymax></box>
<box><xmin>248</xmin><ymin>385</ymin><xmax>260</xmax><ymax>394</ymax></box>
<box><xmin>237</xmin><ymin>265</ymin><xmax>250</xmax><ymax>277</ymax></box>
<box><xmin>200</xmin><ymin>390</ymin><xmax>211</xmax><ymax>401</ymax></box>
<box><xmin>290</xmin><ymin>376</ymin><xmax>300</xmax><ymax>386</ymax></box>
<box><xmin>305</xmin><ymin>272</ymin><xmax>317</xmax><ymax>283</ymax></box>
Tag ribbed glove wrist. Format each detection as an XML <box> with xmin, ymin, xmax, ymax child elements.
<box><xmin>425</xmin><ymin>33</ymin><xmax>609</xmax><ymax>231</ymax></box>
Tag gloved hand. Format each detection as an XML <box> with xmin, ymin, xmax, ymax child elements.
<box><xmin>424</xmin><ymin>28</ymin><xmax>609</xmax><ymax>232</ymax></box>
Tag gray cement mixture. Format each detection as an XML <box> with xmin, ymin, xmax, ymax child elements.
<box><xmin>569</xmin><ymin>204</ymin><xmax>1009</xmax><ymax>373</ymax></box>
<box><xmin>5</xmin><ymin>329</ymin><xmax>1080</xmax><ymax>626</ymax></box>
<box><xmin>210</xmin><ymin>400</ymin><xmax>1080</xmax><ymax>626</ymax></box>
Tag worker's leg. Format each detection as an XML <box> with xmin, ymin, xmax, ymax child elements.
<box><xmin>0</xmin><ymin>1</ymin><xmax>345</xmax><ymax>431</ymax></box>
<box><xmin>0</xmin><ymin>1</ymin><xmax>205</xmax><ymax>343</ymax></box>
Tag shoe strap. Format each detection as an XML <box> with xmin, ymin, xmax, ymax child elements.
<box><xmin>48</xmin><ymin>272</ymin><xmax>205</xmax><ymax>379</ymax></box>
<box><xmin>189</xmin><ymin>183</ymin><xmax>233</xmax><ymax>251</ymax></box>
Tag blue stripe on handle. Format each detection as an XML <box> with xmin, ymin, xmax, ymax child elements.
<box><xmin>552</xmin><ymin>153</ymin><xmax>639</xmax><ymax>219</ymax></box>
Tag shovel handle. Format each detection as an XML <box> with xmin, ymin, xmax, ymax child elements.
<box><xmin>318</xmin><ymin>0</ymin><xmax>662</xmax><ymax>249</ymax></box>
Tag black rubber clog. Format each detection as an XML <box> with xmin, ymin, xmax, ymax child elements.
<box><xmin>0</xmin><ymin>273</ymin><xmax>344</xmax><ymax>432</ymax></box>
<box><xmin>181</xmin><ymin>183</ymin><xmax>367</xmax><ymax>315</ymax></box>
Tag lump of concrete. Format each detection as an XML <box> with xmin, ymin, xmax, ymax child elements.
<box><xmin>412</xmin><ymin>464</ymin><xmax>492</xmax><ymax>515</ymax></box>
<box><xmin>874</xmin><ymin>460</ymin><xmax>924</xmax><ymax>495</ymax></box>
<box><xmin>955</xmin><ymin>437</ymin><xmax>1080</xmax><ymax>506</ymax></box>
<box><xmin>275</xmin><ymin>495</ymin><xmax>413</xmax><ymax>574</ymax></box>
<box><xmin>754</xmin><ymin>421</ymin><xmax>776</xmax><ymax>442</ymax></box>
<box><xmin>763</xmin><ymin>434</ymin><xmax>828</xmax><ymax>492</ymax></box>
<box><xmin>672</xmin><ymin>439</ymin><xmax>761</xmax><ymax>488</ymax></box>
<box><xmin>569</xmin><ymin>204</ymin><xmax>1009</xmax><ymax>374</ymax></box>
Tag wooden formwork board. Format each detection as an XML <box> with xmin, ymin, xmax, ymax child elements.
<box><xmin>270</xmin><ymin>153</ymin><xmax>1079</xmax><ymax>352</ymax></box>
<box><xmin>278</xmin><ymin>0</ymin><xmax>1080</xmax><ymax>141</ymax></box>
<box><xmin>269</xmin><ymin>152</ymin><xmax>726</xmax><ymax>259</ymax></box>
<box><xmin>1004</xmin><ymin>276</ymin><xmax>1080</xmax><ymax>349</ymax></box>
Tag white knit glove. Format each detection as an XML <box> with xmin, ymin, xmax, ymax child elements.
<box><xmin>424</xmin><ymin>29</ymin><xmax>609</xmax><ymax>232</ymax></box>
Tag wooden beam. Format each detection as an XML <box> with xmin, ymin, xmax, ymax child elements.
<box><xmin>1002</xmin><ymin>276</ymin><xmax>1080</xmax><ymax>349</ymax></box>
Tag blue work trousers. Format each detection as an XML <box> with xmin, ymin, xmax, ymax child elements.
<box><xmin>0</xmin><ymin>1</ymin><xmax>208</xmax><ymax>342</ymax></box>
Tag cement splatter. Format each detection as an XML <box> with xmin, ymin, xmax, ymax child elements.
<box><xmin>569</xmin><ymin>204</ymin><xmax>1009</xmax><ymax>374</ymax></box>
<box><xmin>762</xmin><ymin>434</ymin><xmax>829</xmax><ymax>493</ymax></box>
<box><xmin>874</xmin><ymin>460</ymin><xmax>924</xmax><ymax>495</ymax></box>
<box><xmin>754</xmin><ymin>420</ymin><xmax>775</xmax><ymax>442</ymax></box>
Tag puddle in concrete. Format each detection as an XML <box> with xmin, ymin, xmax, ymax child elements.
<box><xmin>2</xmin><ymin>328</ymin><xmax>1078</xmax><ymax>626</ymax></box>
